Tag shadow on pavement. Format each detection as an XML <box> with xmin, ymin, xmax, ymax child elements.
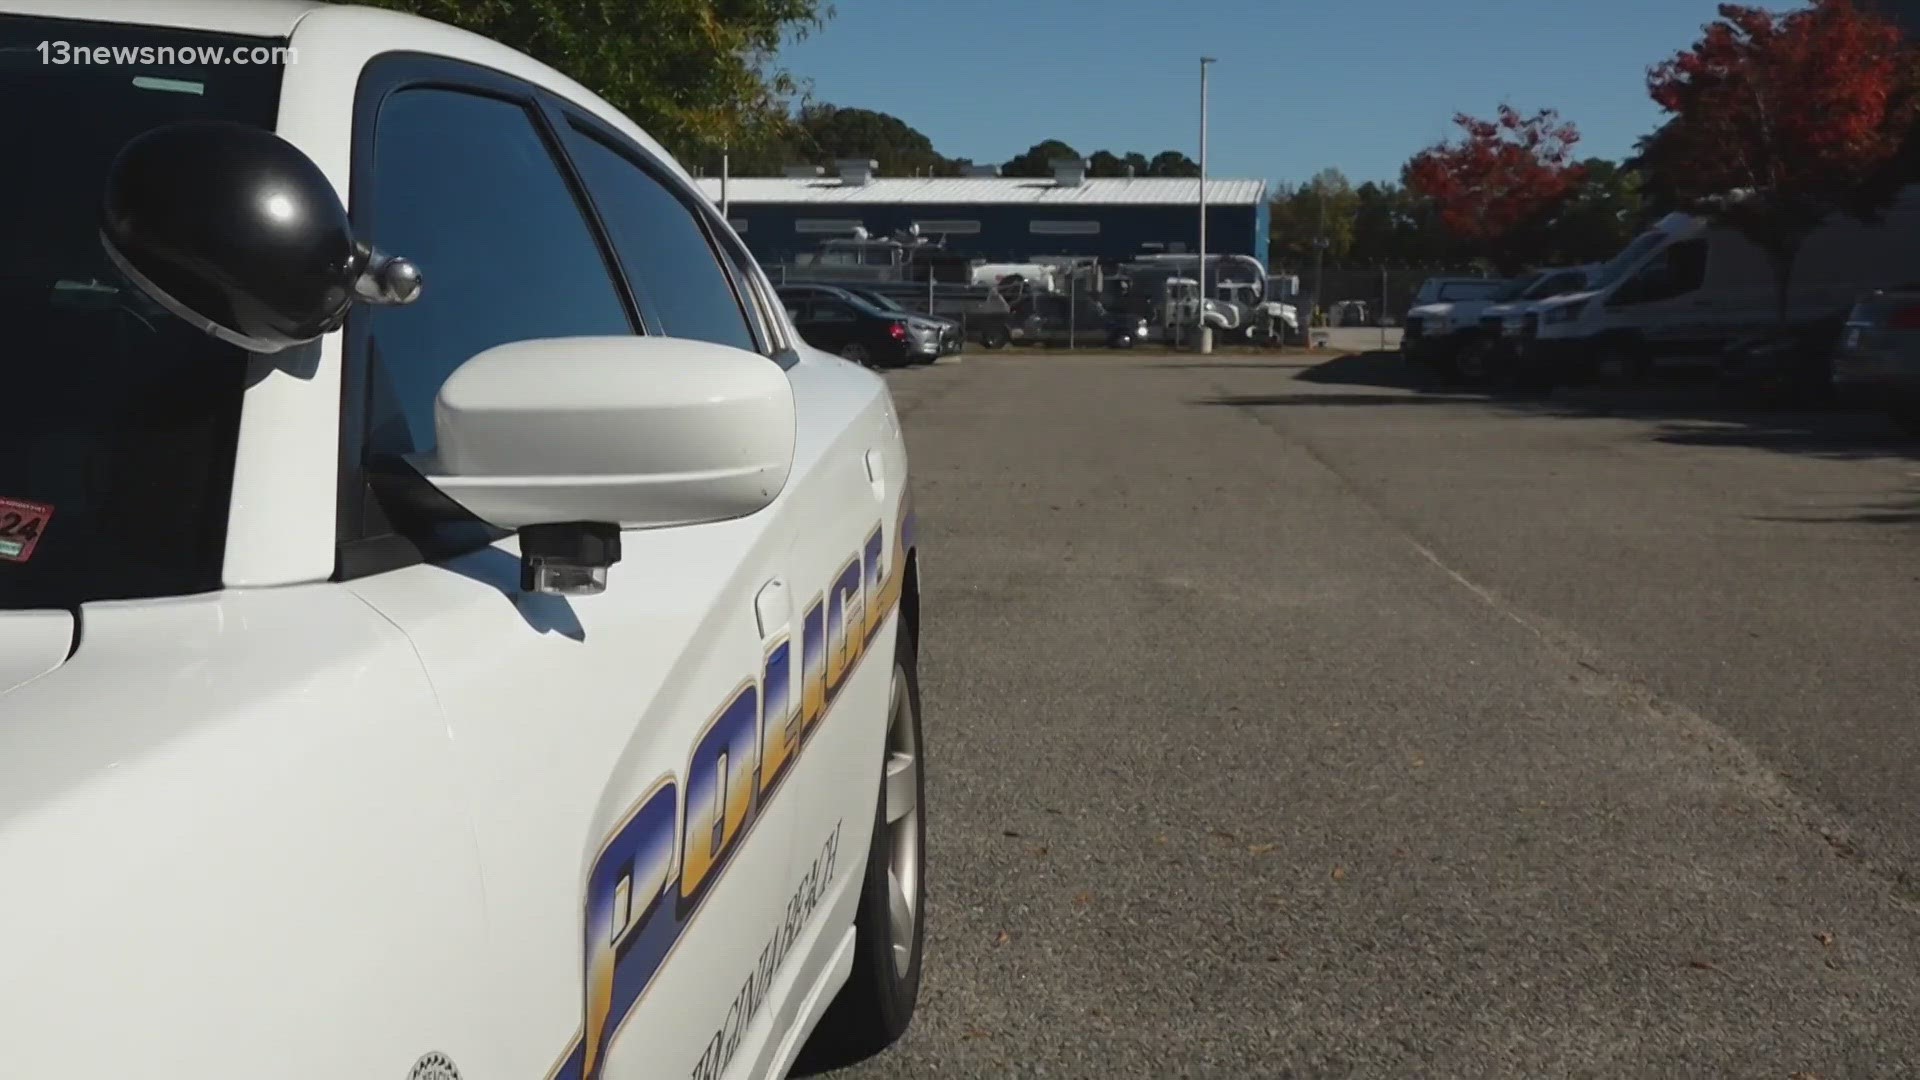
<box><xmin>1754</xmin><ymin>492</ymin><xmax>1920</xmax><ymax>526</ymax></box>
<box><xmin>1200</xmin><ymin>392</ymin><xmax>1495</xmax><ymax>407</ymax></box>
<box><xmin>1293</xmin><ymin>349</ymin><xmax>1430</xmax><ymax>389</ymax></box>
<box><xmin>1149</xmin><ymin>360</ymin><xmax>1321</xmax><ymax>371</ymax></box>
<box><xmin>1203</xmin><ymin>349</ymin><xmax>1920</xmax><ymax>466</ymax></box>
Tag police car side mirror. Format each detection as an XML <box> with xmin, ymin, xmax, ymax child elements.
<box><xmin>411</xmin><ymin>336</ymin><xmax>797</xmax><ymax>594</ymax></box>
<box><xmin>100</xmin><ymin>120</ymin><xmax>421</xmax><ymax>354</ymax></box>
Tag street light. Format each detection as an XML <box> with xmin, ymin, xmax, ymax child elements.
<box><xmin>1198</xmin><ymin>56</ymin><xmax>1216</xmax><ymax>355</ymax></box>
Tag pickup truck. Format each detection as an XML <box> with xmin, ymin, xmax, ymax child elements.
<box><xmin>1456</xmin><ymin>266</ymin><xmax>1597</xmax><ymax>385</ymax></box>
<box><xmin>1401</xmin><ymin>277</ymin><xmax>1516</xmax><ymax>378</ymax></box>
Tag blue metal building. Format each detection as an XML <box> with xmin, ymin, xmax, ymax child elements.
<box><xmin>694</xmin><ymin>158</ymin><xmax>1269</xmax><ymax>268</ymax></box>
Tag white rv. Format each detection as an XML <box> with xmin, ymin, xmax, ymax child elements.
<box><xmin>1529</xmin><ymin>189</ymin><xmax>1920</xmax><ymax>382</ymax></box>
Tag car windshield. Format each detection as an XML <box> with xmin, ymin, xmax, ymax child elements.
<box><xmin>1587</xmin><ymin>231</ymin><xmax>1671</xmax><ymax>291</ymax></box>
<box><xmin>1495</xmin><ymin>274</ymin><xmax>1548</xmax><ymax>301</ymax></box>
<box><xmin>0</xmin><ymin>16</ymin><xmax>284</xmax><ymax>610</ymax></box>
<box><xmin>1521</xmin><ymin>272</ymin><xmax>1582</xmax><ymax>300</ymax></box>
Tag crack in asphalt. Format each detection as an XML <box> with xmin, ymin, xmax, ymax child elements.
<box><xmin>1211</xmin><ymin>376</ymin><xmax>1920</xmax><ymax>916</ymax></box>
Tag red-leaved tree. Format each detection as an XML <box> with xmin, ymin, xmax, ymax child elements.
<box><xmin>1642</xmin><ymin>0</ymin><xmax>1919</xmax><ymax>325</ymax></box>
<box><xmin>1402</xmin><ymin>105</ymin><xmax>1587</xmax><ymax>272</ymax></box>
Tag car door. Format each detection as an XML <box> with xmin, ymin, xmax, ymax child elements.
<box><xmin>329</xmin><ymin>57</ymin><xmax>802</xmax><ymax>1080</ymax></box>
<box><xmin>1607</xmin><ymin>237</ymin><xmax>1713</xmax><ymax>359</ymax></box>
<box><xmin>806</xmin><ymin>299</ymin><xmax>860</xmax><ymax>355</ymax></box>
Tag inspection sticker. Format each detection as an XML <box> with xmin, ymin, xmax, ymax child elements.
<box><xmin>0</xmin><ymin>498</ymin><xmax>55</xmax><ymax>563</ymax></box>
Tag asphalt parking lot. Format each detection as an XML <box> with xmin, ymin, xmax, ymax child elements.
<box><xmin>839</xmin><ymin>349</ymin><xmax>1920</xmax><ymax>1079</ymax></box>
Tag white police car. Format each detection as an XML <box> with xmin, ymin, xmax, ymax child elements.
<box><xmin>0</xmin><ymin>3</ymin><xmax>926</xmax><ymax>1078</ymax></box>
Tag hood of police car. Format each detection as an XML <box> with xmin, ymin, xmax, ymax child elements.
<box><xmin>0</xmin><ymin>609</ymin><xmax>73</xmax><ymax>696</ymax></box>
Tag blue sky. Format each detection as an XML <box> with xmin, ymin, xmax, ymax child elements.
<box><xmin>777</xmin><ymin>0</ymin><xmax>1739</xmax><ymax>189</ymax></box>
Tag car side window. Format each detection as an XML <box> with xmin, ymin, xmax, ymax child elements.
<box><xmin>560</xmin><ymin>123</ymin><xmax>758</xmax><ymax>353</ymax></box>
<box><xmin>362</xmin><ymin>88</ymin><xmax>632</xmax><ymax>458</ymax></box>
<box><xmin>709</xmin><ymin>221</ymin><xmax>791</xmax><ymax>356</ymax></box>
<box><xmin>812</xmin><ymin>301</ymin><xmax>857</xmax><ymax>323</ymax></box>
<box><xmin>1667</xmin><ymin>238</ymin><xmax>1709</xmax><ymax>295</ymax></box>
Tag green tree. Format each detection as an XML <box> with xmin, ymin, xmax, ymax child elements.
<box><xmin>787</xmin><ymin>104</ymin><xmax>958</xmax><ymax>176</ymax></box>
<box><xmin>1002</xmin><ymin>140</ymin><xmax>1081</xmax><ymax>177</ymax></box>
<box><xmin>1349</xmin><ymin>181</ymin><xmax>1417</xmax><ymax>266</ymax></box>
<box><xmin>1541</xmin><ymin>158</ymin><xmax>1647</xmax><ymax>265</ymax></box>
<box><xmin>1298</xmin><ymin>168</ymin><xmax>1359</xmax><ymax>262</ymax></box>
<box><xmin>1088</xmin><ymin>150</ymin><xmax>1169</xmax><ymax>177</ymax></box>
<box><xmin>364</xmin><ymin>0</ymin><xmax>828</xmax><ymax>164</ymax></box>
<box><xmin>1146</xmin><ymin>150</ymin><xmax>1200</xmax><ymax>177</ymax></box>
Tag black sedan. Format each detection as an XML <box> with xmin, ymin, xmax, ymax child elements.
<box><xmin>777</xmin><ymin>285</ymin><xmax>941</xmax><ymax>368</ymax></box>
<box><xmin>835</xmin><ymin>285</ymin><xmax>964</xmax><ymax>357</ymax></box>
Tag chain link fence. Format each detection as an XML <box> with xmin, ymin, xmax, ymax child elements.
<box><xmin>1276</xmin><ymin>267</ymin><xmax>1496</xmax><ymax>326</ymax></box>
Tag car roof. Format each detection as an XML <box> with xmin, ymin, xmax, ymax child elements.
<box><xmin>777</xmin><ymin>286</ymin><xmax>892</xmax><ymax>316</ymax></box>
<box><xmin>0</xmin><ymin>0</ymin><xmax>326</xmax><ymax>37</ymax></box>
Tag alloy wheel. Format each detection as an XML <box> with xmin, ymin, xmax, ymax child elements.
<box><xmin>881</xmin><ymin>665</ymin><xmax>921</xmax><ymax>978</ymax></box>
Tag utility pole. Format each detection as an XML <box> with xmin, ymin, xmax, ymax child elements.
<box><xmin>1198</xmin><ymin>56</ymin><xmax>1216</xmax><ymax>355</ymax></box>
<box><xmin>1313</xmin><ymin>191</ymin><xmax>1328</xmax><ymax>335</ymax></box>
<box><xmin>720</xmin><ymin>137</ymin><xmax>730</xmax><ymax>221</ymax></box>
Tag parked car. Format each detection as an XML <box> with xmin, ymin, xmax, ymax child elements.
<box><xmin>1457</xmin><ymin>265</ymin><xmax>1596</xmax><ymax>386</ymax></box>
<box><xmin>1833</xmin><ymin>287</ymin><xmax>1920</xmax><ymax>430</ymax></box>
<box><xmin>1410</xmin><ymin>276</ymin><xmax>1508</xmax><ymax>309</ymax></box>
<box><xmin>837</xmin><ymin>285</ymin><xmax>965</xmax><ymax>357</ymax></box>
<box><xmin>778</xmin><ymin>285</ymin><xmax>941</xmax><ymax>367</ymax></box>
<box><xmin>783</xmin><ymin>282</ymin><xmax>961</xmax><ymax>360</ymax></box>
<box><xmin>2</xmin><ymin>5</ymin><xmax>927</xmax><ymax>1080</ymax></box>
<box><xmin>1009</xmin><ymin>292</ymin><xmax>1149</xmax><ymax>349</ymax></box>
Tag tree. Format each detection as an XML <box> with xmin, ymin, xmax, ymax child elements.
<box><xmin>1349</xmin><ymin>181</ymin><xmax>1425</xmax><ymax>266</ymax></box>
<box><xmin>1087</xmin><ymin>150</ymin><xmax>1127</xmax><ymax>177</ymax></box>
<box><xmin>787</xmin><ymin>104</ymin><xmax>959</xmax><ymax>177</ymax></box>
<box><xmin>1402</xmin><ymin>105</ymin><xmax>1588</xmax><ymax>272</ymax></box>
<box><xmin>1541</xmin><ymin>158</ymin><xmax>1650</xmax><ymax>264</ymax></box>
<box><xmin>1641</xmin><ymin>0</ymin><xmax>1919</xmax><ymax>324</ymax></box>
<box><xmin>1303</xmin><ymin>168</ymin><xmax>1359</xmax><ymax>262</ymax></box>
<box><xmin>1268</xmin><ymin>170</ymin><xmax>1361</xmax><ymax>266</ymax></box>
<box><xmin>365</xmin><ymin>0</ymin><xmax>828</xmax><ymax>163</ymax></box>
<box><xmin>1086</xmin><ymin>149</ymin><xmax>1185</xmax><ymax>177</ymax></box>
<box><xmin>1147</xmin><ymin>150</ymin><xmax>1201</xmax><ymax>177</ymax></box>
<box><xmin>1002</xmin><ymin>140</ymin><xmax>1081</xmax><ymax>177</ymax></box>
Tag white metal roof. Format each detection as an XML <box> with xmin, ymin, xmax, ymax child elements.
<box><xmin>694</xmin><ymin>176</ymin><xmax>1269</xmax><ymax>207</ymax></box>
<box><xmin>0</xmin><ymin>0</ymin><xmax>326</xmax><ymax>36</ymax></box>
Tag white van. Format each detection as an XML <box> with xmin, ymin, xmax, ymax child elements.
<box><xmin>1529</xmin><ymin>189</ymin><xmax>1920</xmax><ymax>382</ymax></box>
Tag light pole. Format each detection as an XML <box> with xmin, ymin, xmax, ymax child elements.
<box><xmin>1198</xmin><ymin>56</ymin><xmax>1216</xmax><ymax>354</ymax></box>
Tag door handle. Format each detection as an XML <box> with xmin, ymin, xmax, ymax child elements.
<box><xmin>754</xmin><ymin>577</ymin><xmax>790</xmax><ymax>640</ymax></box>
<box><xmin>864</xmin><ymin>449</ymin><xmax>887</xmax><ymax>501</ymax></box>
